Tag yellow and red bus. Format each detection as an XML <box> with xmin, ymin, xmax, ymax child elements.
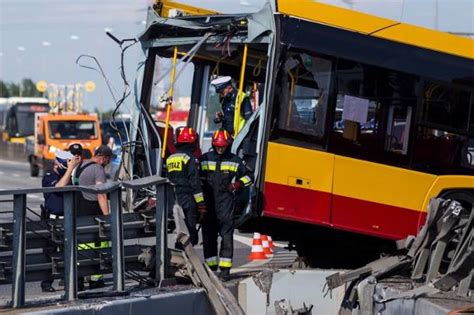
<box><xmin>1</xmin><ymin>97</ymin><xmax>50</xmax><ymax>144</ymax></box>
<box><xmin>136</xmin><ymin>0</ymin><xmax>473</xmax><ymax>264</ymax></box>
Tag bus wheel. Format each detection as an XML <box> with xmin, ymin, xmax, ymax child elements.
<box><xmin>30</xmin><ymin>162</ymin><xmax>39</xmax><ymax>177</ymax></box>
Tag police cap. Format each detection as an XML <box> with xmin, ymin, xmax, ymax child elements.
<box><xmin>211</xmin><ymin>76</ymin><xmax>232</xmax><ymax>93</ymax></box>
<box><xmin>55</xmin><ymin>150</ymin><xmax>74</xmax><ymax>168</ymax></box>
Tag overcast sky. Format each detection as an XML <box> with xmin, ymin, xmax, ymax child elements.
<box><xmin>0</xmin><ymin>0</ymin><xmax>472</xmax><ymax>112</ymax></box>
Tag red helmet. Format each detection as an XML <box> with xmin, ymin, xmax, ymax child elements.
<box><xmin>212</xmin><ymin>129</ymin><xmax>231</xmax><ymax>147</ymax></box>
<box><xmin>176</xmin><ymin>127</ymin><xmax>197</xmax><ymax>144</ymax></box>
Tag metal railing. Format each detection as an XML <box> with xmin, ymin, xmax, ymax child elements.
<box><xmin>0</xmin><ymin>175</ymin><xmax>169</xmax><ymax>308</ymax></box>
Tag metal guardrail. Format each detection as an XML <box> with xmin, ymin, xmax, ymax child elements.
<box><xmin>0</xmin><ymin>175</ymin><xmax>169</xmax><ymax>308</ymax></box>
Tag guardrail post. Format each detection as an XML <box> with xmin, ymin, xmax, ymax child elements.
<box><xmin>155</xmin><ymin>183</ymin><xmax>168</xmax><ymax>284</ymax></box>
<box><xmin>11</xmin><ymin>194</ymin><xmax>26</xmax><ymax>308</ymax></box>
<box><xmin>63</xmin><ymin>191</ymin><xmax>77</xmax><ymax>301</ymax></box>
<box><xmin>110</xmin><ymin>188</ymin><xmax>125</xmax><ymax>291</ymax></box>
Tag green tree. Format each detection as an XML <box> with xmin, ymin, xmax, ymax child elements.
<box><xmin>21</xmin><ymin>78</ymin><xmax>41</xmax><ymax>97</ymax></box>
<box><xmin>0</xmin><ymin>81</ymin><xmax>9</xmax><ymax>97</ymax></box>
<box><xmin>0</xmin><ymin>78</ymin><xmax>42</xmax><ymax>97</ymax></box>
<box><xmin>7</xmin><ymin>82</ymin><xmax>19</xmax><ymax>96</ymax></box>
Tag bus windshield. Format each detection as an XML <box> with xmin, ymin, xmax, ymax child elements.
<box><xmin>49</xmin><ymin>121</ymin><xmax>98</xmax><ymax>139</ymax></box>
<box><xmin>16</xmin><ymin>112</ymin><xmax>36</xmax><ymax>136</ymax></box>
<box><xmin>9</xmin><ymin>103</ymin><xmax>49</xmax><ymax>137</ymax></box>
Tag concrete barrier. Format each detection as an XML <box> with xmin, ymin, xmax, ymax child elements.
<box><xmin>0</xmin><ymin>142</ymin><xmax>28</xmax><ymax>162</ymax></box>
<box><xmin>23</xmin><ymin>288</ymin><xmax>215</xmax><ymax>315</ymax></box>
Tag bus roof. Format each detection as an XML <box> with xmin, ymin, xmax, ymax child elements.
<box><xmin>276</xmin><ymin>0</ymin><xmax>473</xmax><ymax>60</ymax></box>
<box><xmin>8</xmin><ymin>97</ymin><xmax>49</xmax><ymax>105</ymax></box>
<box><xmin>154</xmin><ymin>0</ymin><xmax>473</xmax><ymax>60</ymax></box>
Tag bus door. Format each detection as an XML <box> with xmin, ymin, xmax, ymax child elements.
<box><xmin>263</xmin><ymin>51</ymin><xmax>334</xmax><ymax>226</ymax></box>
<box><xmin>137</xmin><ymin>4</ymin><xmax>275</xmax><ymax>211</ymax></box>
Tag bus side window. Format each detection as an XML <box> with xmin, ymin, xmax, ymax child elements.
<box><xmin>7</xmin><ymin>114</ymin><xmax>16</xmax><ymax>136</ymax></box>
<box><xmin>277</xmin><ymin>52</ymin><xmax>333</xmax><ymax>141</ymax></box>
<box><xmin>385</xmin><ymin>105</ymin><xmax>412</xmax><ymax>155</ymax></box>
<box><xmin>414</xmin><ymin>83</ymin><xmax>474</xmax><ymax>172</ymax></box>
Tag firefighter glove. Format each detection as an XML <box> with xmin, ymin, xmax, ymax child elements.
<box><xmin>197</xmin><ymin>203</ymin><xmax>207</xmax><ymax>223</ymax></box>
<box><xmin>227</xmin><ymin>181</ymin><xmax>242</xmax><ymax>192</ymax></box>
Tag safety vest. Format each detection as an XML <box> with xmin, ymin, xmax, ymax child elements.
<box><xmin>234</xmin><ymin>91</ymin><xmax>250</xmax><ymax>135</ymax></box>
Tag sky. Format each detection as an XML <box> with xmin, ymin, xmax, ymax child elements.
<box><xmin>0</xmin><ymin>0</ymin><xmax>472</xmax><ymax>112</ymax></box>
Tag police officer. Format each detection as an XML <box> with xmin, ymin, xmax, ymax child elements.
<box><xmin>166</xmin><ymin>127</ymin><xmax>206</xmax><ymax>247</ymax></box>
<box><xmin>40</xmin><ymin>150</ymin><xmax>81</xmax><ymax>292</ymax></box>
<box><xmin>200</xmin><ymin>129</ymin><xmax>253</xmax><ymax>280</ymax></box>
<box><xmin>211</xmin><ymin>76</ymin><xmax>253</xmax><ymax>135</ymax></box>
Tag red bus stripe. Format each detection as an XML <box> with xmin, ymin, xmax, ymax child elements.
<box><xmin>263</xmin><ymin>182</ymin><xmax>426</xmax><ymax>240</ymax></box>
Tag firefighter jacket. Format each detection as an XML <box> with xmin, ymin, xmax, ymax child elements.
<box><xmin>221</xmin><ymin>89</ymin><xmax>253</xmax><ymax>135</ymax></box>
<box><xmin>199</xmin><ymin>150</ymin><xmax>253</xmax><ymax>210</ymax></box>
<box><xmin>199</xmin><ymin>149</ymin><xmax>253</xmax><ymax>269</ymax></box>
<box><xmin>166</xmin><ymin>149</ymin><xmax>204</xmax><ymax>209</ymax></box>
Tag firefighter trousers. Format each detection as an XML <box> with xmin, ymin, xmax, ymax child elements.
<box><xmin>183</xmin><ymin>204</ymin><xmax>198</xmax><ymax>246</ymax></box>
<box><xmin>202</xmin><ymin>201</ymin><xmax>234</xmax><ymax>270</ymax></box>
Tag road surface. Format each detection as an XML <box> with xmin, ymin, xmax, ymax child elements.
<box><xmin>0</xmin><ymin>159</ymin><xmax>42</xmax><ymax>223</ymax></box>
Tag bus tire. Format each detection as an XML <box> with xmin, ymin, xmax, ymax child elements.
<box><xmin>30</xmin><ymin>162</ymin><xmax>39</xmax><ymax>177</ymax></box>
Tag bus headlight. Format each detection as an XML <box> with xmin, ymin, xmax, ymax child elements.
<box><xmin>49</xmin><ymin>145</ymin><xmax>58</xmax><ymax>153</ymax></box>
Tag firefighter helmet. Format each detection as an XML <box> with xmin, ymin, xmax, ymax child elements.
<box><xmin>177</xmin><ymin>127</ymin><xmax>197</xmax><ymax>144</ymax></box>
<box><xmin>212</xmin><ymin>129</ymin><xmax>231</xmax><ymax>147</ymax></box>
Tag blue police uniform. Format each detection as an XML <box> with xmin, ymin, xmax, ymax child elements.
<box><xmin>40</xmin><ymin>170</ymin><xmax>66</xmax><ymax>291</ymax></box>
<box><xmin>42</xmin><ymin>171</ymin><xmax>65</xmax><ymax>215</ymax></box>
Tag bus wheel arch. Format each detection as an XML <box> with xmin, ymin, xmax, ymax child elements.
<box><xmin>439</xmin><ymin>189</ymin><xmax>474</xmax><ymax>213</ymax></box>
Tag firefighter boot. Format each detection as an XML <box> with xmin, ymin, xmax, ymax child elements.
<box><xmin>219</xmin><ymin>268</ymin><xmax>230</xmax><ymax>281</ymax></box>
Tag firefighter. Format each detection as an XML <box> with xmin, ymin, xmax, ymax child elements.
<box><xmin>211</xmin><ymin>76</ymin><xmax>253</xmax><ymax>135</ymax></box>
<box><xmin>200</xmin><ymin>129</ymin><xmax>253</xmax><ymax>280</ymax></box>
<box><xmin>166</xmin><ymin>127</ymin><xmax>206</xmax><ymax>246</ymax></box>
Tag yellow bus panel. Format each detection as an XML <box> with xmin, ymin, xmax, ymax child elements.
<box><xmin>277</xmin><ymin>0</ymin><xmax>473</xmax><ymax>60</ymax></box>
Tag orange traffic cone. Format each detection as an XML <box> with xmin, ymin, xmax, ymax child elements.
<box><xmin>248</xmin><ymin>232</ymin><xmax>268</xmax><ymax>261</ymax></box>
<box><xmin>267</xmin><ymin>235</ymin><xmax>275</xmax><ymax>248</ymax></box>
<box><xmin>261</xmin><ymin>235</ymin><xmax>273</xmax><ymax>258</ymax></box>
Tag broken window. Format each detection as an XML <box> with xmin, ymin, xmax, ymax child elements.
<box><xmin>150</xmin><ymin>55</ymin><xmax>195</xmax><ymax>129</ymax></box>
<box><xmin>277</xmin><ymin>53</ymin><xmax>333</xmax><ymax>139</ymax></box>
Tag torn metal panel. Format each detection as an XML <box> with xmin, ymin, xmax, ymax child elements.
<box><xmin>138</xmin><ymin>4</ymin><xmax>274</xmax><ymax>48</ymax></box>
<box><xmin>173</xmin><ymin>203</ymin><xmax>245</xmax><ymax>315</ymax></box>
<box><xmin>328</xmin><ymin>198</ymin><xmax>473</xmax><ymax>314</ymax></box>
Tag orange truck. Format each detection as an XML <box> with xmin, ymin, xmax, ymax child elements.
<box><xmin>27</xmin><ymin>112</ymin><xmax>102</xmax><ymax>176</ymax></box>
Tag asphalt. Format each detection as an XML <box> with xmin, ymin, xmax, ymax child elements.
<box><xmin>0</xmin><ymin>159</ymin><xmax>43</xmax><ymax>225</ymax></box>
